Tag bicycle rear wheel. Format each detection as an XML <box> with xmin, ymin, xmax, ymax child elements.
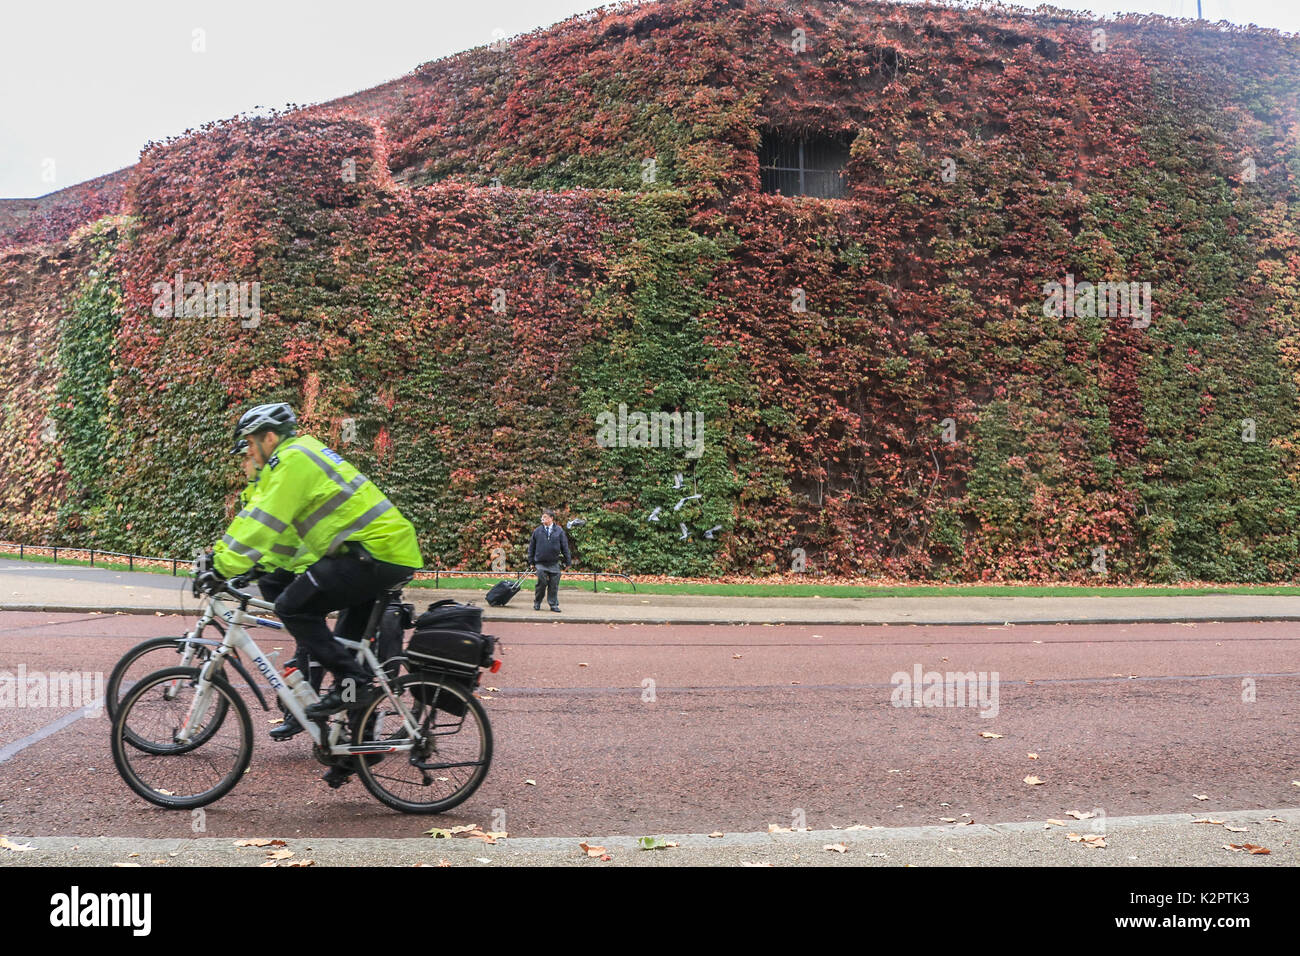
<box><xmin>352</xmin><ymin>674</ymin><xmax>492</xmax><ymax>814</ymax></box>
<box><xmin>110</xmin><ymin>666</ymin><xmax>253</xmax><ymax>810</ymax></box>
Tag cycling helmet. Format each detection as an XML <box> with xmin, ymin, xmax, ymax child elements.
<box><xmin>233</xmin><ymin>402</ymin><xmax>297</xmax><ymax>447</ymax></box>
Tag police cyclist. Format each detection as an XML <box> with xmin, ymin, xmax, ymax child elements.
<box><xmin>199</xmin><ymin>402</ymin><xmax>422</xmax><ymax>753</ymax></box>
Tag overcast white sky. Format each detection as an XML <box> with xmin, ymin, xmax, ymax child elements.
<box><xmin>1</xmin><ymin>0</ymin><xmax>1295</xmax><ymax>198</ymax></box>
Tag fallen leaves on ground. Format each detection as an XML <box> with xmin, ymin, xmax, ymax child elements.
<box><xmin>234</xmin><ymin>839</ymin><xmax>286</xmax><ymax>848</ymax></box>
<box><xmin>1193</xmin><ymin>794</ymin><xmax>1209</xmax><ymax>800</ymax></box>
<box><xmin>637</xmin><ymin>836</ymin><xmax>678</xmax><ymax>850</ymax></box>
<box><xmin>524</xmin><ymin>779</ymin><xmax>536</xmax><ymax>786</ymax></box>
<box><xmin>0</xmin><ymin>837</ymin><xmax>33</xmax><ymax>852</ymax></box>
<box><xmin>1224</xmin><ymin>844</ymin><xmax>1270</xmax><ymax>855</ymax></box>
<box><xmin>579</xmin><ymin>843</ymin><xmax>606</xmax><ymax>857</ymax></box>
<box><xmin>823</xmin><ymin>843</ymin><xmax>847</xmax><ymax>853</ymax></box>
<box><xmin>1067</xmin><ymin>833</ymin><xmax>1107</xmax><ymax>848</ymax></box>
<box><xmin>1045</xmin><ymin>820</ymin><xmax>1068</xmax><ymax>828</ymax></box>
<box><xmin>708</xmin><ymin>832</ymin><xmax>724</xmax><ymax>838</ymax></box>
<box><xmin>1027</xmin><ymin>753</ymin><xmax>1039</xmax><ymax>760</ymax></box>
<box><xmin>768</xmin><ymin>824</ymin><xmax>812</xmax><ymax>833</ymax></box>
<box><xmin>1192</xmin><ymin>818</ymin><xmax>1226</xmax><ymax>826</ymax></box>
<box><xmin>1065</xmin><ymin>810</ymin><xmax>1095</xmax><ymax>820</ymax></box>
<box><xmin>1023</xmin><ymin>776</ymin><xmax>1045</xmax><ymax>786</ymax></box>
<box><xmin>267</xmin><ymin>849</ymin><xmax>294</xmax><ymax>860</ymax></box>
<box><xmin>979</xmin><ymin>732</ymin><xmax>1003</xmax><ymax>739</ymax></box>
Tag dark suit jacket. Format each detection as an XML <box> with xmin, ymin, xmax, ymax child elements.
<box><xmin>528</xmin><ymin>524</ymin><xmax>570</xmax><ymax>570</ymax></box>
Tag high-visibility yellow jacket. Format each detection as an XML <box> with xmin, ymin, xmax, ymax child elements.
<box><xmin>221</xmin><ymin>473</ymin><xmax>315</xmax><ymax>575</ymax></box>
<box><xmin>213</xmin><ymin>435</ymin><xmax>422</xmax><ymax>578</ymax></box>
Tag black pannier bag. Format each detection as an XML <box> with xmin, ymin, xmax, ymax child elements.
<box><xmin>414</xmin><ymin>599</ymin><xmax>483</xmax><ymax>633</ymax></box>
<box><xmin>485</xmin><ymin>579</ymin><xmax>520</xmax><ymax>607</ymax></box>
<box><xmin>405</xmin><ymin>628</ymin><xmax>498</xmax><ymax>717</ymax></box>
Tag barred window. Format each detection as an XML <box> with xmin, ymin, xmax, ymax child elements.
<box><xmin>758</xmin><ymin>129</ymin><xmax>852</xmax><ymax>198</ymax></box>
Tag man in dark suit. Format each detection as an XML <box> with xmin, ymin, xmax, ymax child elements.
<box><xmin>527</xmin><ymin>508</ymin><xmax>571</xmax><ymax>612</ymax></box>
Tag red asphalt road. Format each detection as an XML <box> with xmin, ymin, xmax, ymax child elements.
<box><xmin>0</xmin><ymin>611</ymin><xmax>1297</xmax><ymax>839</ymax></box>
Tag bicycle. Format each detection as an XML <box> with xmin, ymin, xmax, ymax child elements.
<box><xmin>110</xmin><ymin>559</ymin><xmax>499</xmax><ymax>814</ymax></box>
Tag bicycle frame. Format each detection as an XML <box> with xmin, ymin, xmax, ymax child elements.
<box><xmin>176</xmin><ymin>588</ymin><xmax>426</xmax><ymax>758</ymax></box>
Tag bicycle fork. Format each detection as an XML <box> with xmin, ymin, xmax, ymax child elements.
<box><xmin>174</xmin><ymin>646</ymin><xmax>228</xmax><ymax>745</ymax></box>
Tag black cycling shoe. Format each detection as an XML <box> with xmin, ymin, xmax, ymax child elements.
<box><xmin>305</xmin><ymin>680</ymin><xmax>374</xmax><ymax>719</ymax></box>
<box><xmin>321</xmin><ymin>765</ymin><xmax>353</xmax><ymax>789</ymax></box>
<box><xmin>269</xmin><ymin>712</ymin><xmax>306</xmax><ymax>741</ymax></box>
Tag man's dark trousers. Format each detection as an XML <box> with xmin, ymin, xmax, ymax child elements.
<box><xmin>274</xmin><ymin>553</ymin><xmax>414</xmax><ymax>686</ymax></box>
<box><xmin>534</xmin><ymin>569</ymin><xmax>561</xmax><ymax>609</ymax></box>
<box><xmin>259</xmin><ymin>568</ymin><xmax>323</xmax><ymax>693</ymax></box>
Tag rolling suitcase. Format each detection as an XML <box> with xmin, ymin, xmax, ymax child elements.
<box><xmin>485</xmin><ymin>579</ymin><xmax>521</xmax><ymax>607</ymax></box>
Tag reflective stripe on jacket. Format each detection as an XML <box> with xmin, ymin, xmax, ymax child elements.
<box><xmin>212</xmin><ymin>435</ymin><xmax>421</xmax><ymax>578</ymax></box>
<box><xmin>217</xmin><ymin>473</ymin><xmax>316</xmax><ymax>575</ymax></box>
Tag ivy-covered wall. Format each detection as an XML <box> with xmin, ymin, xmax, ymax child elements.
<box><xmin>2</xmin><ymin>0</ymin><xmax>1299</xmax><ymax>581</ymax></box>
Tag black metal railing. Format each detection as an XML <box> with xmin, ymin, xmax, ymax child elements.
<box><xmin>0</xmin><ymin>541</ymin><xmax>637</xmax><ymax>592</ymax></box>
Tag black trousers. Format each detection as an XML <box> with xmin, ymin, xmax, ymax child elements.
<box><xmin>274</xmin><ymin>554</ymin><xmax>414</xmax><ymax>686</ymax></box>
<box><xmin>534</xmin><ymin>569</ymin><xmax>561</xmax><ymax>608</ymax></box>
<box><xmin>258</xmin><ymin>568</ymin><xmax>323</xmax><ymax>693</ymax></box>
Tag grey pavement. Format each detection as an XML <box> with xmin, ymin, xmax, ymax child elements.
<box><xmin>3</xmin><ymin>557</ymin><xmax>1300</xmax><ymax>625</ymax></box>
<box><xmin>2</xmin><ymin>808</ymin><xmax>1296</xmax><ymax>867</ymax></box>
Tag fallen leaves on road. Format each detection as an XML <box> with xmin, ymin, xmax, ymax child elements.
<box><xmin>577</xmin><ymin>662</ymin><xmax>589</xmax><ymax>668</ymax></box>
<box><xmin>768</xmin><ymin>824</ymin><xmax>812</xmax><ymax>833</ymax></box>
<box><xmin>1224</xmin><ymin>844</ymin><xmax>1270</xmax><ymax>855</ymax></box>
<box><xmin>1065</xmin><ymin>810</ymin><xmax>1095</xmax><ymax>820</ymax></box>
<box><xmin>0</xmin><ymin>837</ymin><xmax>33</xmax><ymax>853</ymax></box>
<box><xmin>708</xmin><ymin>832</ymin><xmax>724</xmax><ymax>838</ymax></box>
<box><xmin>940</xmin><ymin>818</ymin><xmax>957</xmax><ymax>823</ymax></box>
<box><xmin>424</xmin><ymin>824</ymin><xmax>504</xmax><ymax>843</ymax></box>
<box><xmin>1023</xmin><ymin>776</ymin><xmax>1045</xmax><ymax>786</ymax></box>
<box><xmin>524</xmin><ymin>779</ymin><xmax>536</xmax><ymax>786</ymax></box>
<box><xmin>823</xmin><ymin>844</ymin><xmax>848</xmax><ymax>853</ymax></box>
<box><xmin>1224</xmin><ymin>826</ymin><xmax>1248</xmax><ymax>833</ymax></box>
<box><xmin>979</xmin><ymin>732</ymin><xmax>1003</xmax><ymax>739</ymax></box>
<box><xmin>637</xmin><ymin>837</ymin><xmax>678</xmax><ymax>850</ymax></box>
<box><xmin>579</xmin><ymin>843</ymin><xmax>606</xmax><ymax>858</ymax></box>
<box><xmin>1027</xmin><ymin>753</ymin><xmax>1039</xmax><ymax>760</ymax></box>
<box><xmin>1067</xmin><ymin>833</ymin><xmax>1107</xmax><ymax>848</ymax></box>
<box><xmin>267</xmin><ymin>849</ymin><xmax>294</xmax><ymax>860</ymax></box>
<box><xmin>1045</xmin><ymin>820</ymin><xmax>1068</xmax><ymax>828</ymax></box>
<box><xmin>1192</xmin><ymin>818</ymin><xmax>1226</xmax><ymax>826</ymax></box>
<box><xmin>1193</xmin><ymin>794</ymin><xmax>1210</xmax><ymax>800</ymax></box>
<box><xmin>234</xmin><ymin>839</ymin><xmax>286</xmax><ymax>848</ymax></box>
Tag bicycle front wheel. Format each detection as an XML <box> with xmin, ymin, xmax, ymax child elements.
<box><xmin>107</xmin><ymin>637</ymin><xmax>223</xmax><ymax>750</ymax></box>
<box><xmin>110</xmin><ymin>666</ymin><xmax>253</xmax><ymax>810</ymax></box>
<box><xmin>352</xmin><ymin>674</ymin><xmax>493</xmax><ymax>814</ymax></box>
